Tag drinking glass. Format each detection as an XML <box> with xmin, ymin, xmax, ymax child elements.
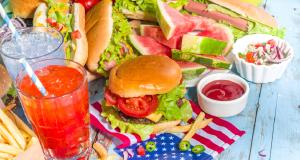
<box><xmin>16</xmin><ymin>59</ymin><xmax>90</xmax><ymax>160</ymax></box>
<box><xmin>0</xmin><ymin>27</ymin><xmax>64</xmax><ymax>80</ymax></box>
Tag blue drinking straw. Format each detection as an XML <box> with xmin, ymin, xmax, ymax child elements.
<box><xmin>0</xmin><ymin>4</ymin><xmax>48</xmax><ymax>96</ymax></box>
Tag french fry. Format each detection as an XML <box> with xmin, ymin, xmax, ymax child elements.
<box><xmin>0</xmin><ymin>152</ymin><xmax>14</xmax><ymax>159</ymax></box>
<box><xmin>6</xmin><ymin>111</ymin><xmax>36</xmax><ymax>137</ymax></box>
<box><xmin>181</xmin><ymin>112</ymin><xmax>212</xmax><ymax>142</ymax></box>
<box><xmin>27</xmin><ymin>137</ymin><xmax>39</xmax><ymax>149</ymax></box>
<box><xmin>0</xmin><ymin>124</ymin><xmax>19</xmax><ymax>148</ymax></box>
<box><xmin>93</xmin><ymin>142</ymin><xmax>108</xmax><ymax>160</ymax></box>
<box><xmin>152</xmin><ymin>120</ymin><xmax>181</xmax><ymax>134</ymax></box>
<box><xmin>3</xmin><ymin>103</ymin><xmax>16</xmax><ymax>111</ymax></box>
<box><xmin>0</xmin><ymin>143</ymin><xmax>22</xmax><ymax>155</ymax></box>
<box><xmin>20</xmin><ymin>130</ymin><xmax>31</xmax><ymax>143</ymax></box>
<box><xmin>166</xmin><ymin>124</ymin><xmax>191</xmax><ymax>133</ymax></box>
<box><xmin>0</xmin><ymin>109</ymin><xmax>26</xmax><ymax>149</ymax></box>
<box><xmin>0</xmin><ymin>135</ymin><xmax>5</xmax><ymax>143</ymax></box>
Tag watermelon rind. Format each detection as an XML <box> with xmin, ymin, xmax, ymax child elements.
<box><xmin>156</xmin><ymin>0</ymin><xmax>175</xmax><ymax>40</ymax></box>
<box><xmin>140</xmin><ymin>24</ymin><xmax>157</xmax><ymax>36</ymax></box>
<box><xmin>182</xmin><ymin>66</ymin><xmax>207</xmax><ymax>80</ymax></box>
<box><xmin>172</xmin><ymin>49</ymin><xmax>231</xmax><ymax>69</ymax></box>
<box><xmin>129</xmin><ymin>35</ymin><xmax>150</xmax><ymax>55</ymax></box>
<box><xmin>214</xmin><ymin>23</ymin><xmax>234</xmax><ymax>55</ymax></box>
<box><xmin>181</xmin><ymin>34</ymin><xmax>227</xmax><ymax>56</ymax></box>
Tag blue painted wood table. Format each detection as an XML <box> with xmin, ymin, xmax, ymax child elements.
<box><xmin>10</xmin><ymin>0</ymin><xmax>300</xmax><ymax>159</ymax></box>
<box><xmin>88</xmin><ymin>0</ymin><xmax>300</xmax><ymax>159</ymax></box>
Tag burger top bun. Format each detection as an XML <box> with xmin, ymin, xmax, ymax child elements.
<box><xmin>109</xmin><ymin>55</ymin><xmax>182</xmax><ymax>98</ymax></box>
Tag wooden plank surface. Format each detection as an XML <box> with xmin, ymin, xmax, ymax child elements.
<box><xmin>249</xmin><ymin>0</ymin><xmax>300</xmax><ymax>160</ymax></box>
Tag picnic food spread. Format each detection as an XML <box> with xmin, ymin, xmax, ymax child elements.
<box><xmin>0</xmin><ymin>0</ymin><xmax>293</xmax><ymax>159</ymax></box>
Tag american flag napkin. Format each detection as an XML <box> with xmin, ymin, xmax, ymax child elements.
<box><xmin>90</xmin><ymin>100</ymin><xmax>245</xmax><ymax>159</ymax></box>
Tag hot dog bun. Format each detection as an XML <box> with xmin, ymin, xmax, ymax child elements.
<box><xmin>85</xmin><ymin>0</ymin><xmax>113</xmax><ymax>73</ymax></box>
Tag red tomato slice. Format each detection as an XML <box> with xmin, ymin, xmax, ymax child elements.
<box><xmin>116</xmin><ymin>95</ymin><xmax>158</xmax><ymax>118</ymax></box>
<box><xmin>74</xmin><ymin>0</ymin><xmax>100</xmax><ymax>11</ymax></box>
<box><xmin>104</xmin><ymin>88</ymin><xmax>117</xmax><ymax>106</ymax></box>
<box><xmin>71</xmin><ymin>30</ymin><xmax>82</xmax><ymax>39</ymax></box>
<box><xmin>137</xmin><ymin>146</ymin><xmax>146</xmax><ymax>156</ymax></box>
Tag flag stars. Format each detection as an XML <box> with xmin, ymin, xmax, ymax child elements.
<box><xmin>160</xmin><ymin>136</ymin><xmax>165</xmax><ymax>140</ymax></box>
<box><xmin>180</xmin><ymin>157</ymin><xmax>186</xmax><ymax>160</ymax></box>
<box><xmin>170</xmin><ymin>142</ymin><xmax>175</xmax><ymax>145</ymax></box>
<box><xmin>188</xmin><ymin>153</ymin><xmax>193</xmax><ymax>157</ymax></box>
<box><xmin>171</xmin><ymin>147</ymin><xmax>176</xmax><ymax>151</ymax></box>
<box><xmin>145</xmin><ymin>154</ymin><xmax>150</xmax><ymax>157</ymax></box>
<box><xmin>162</xmin><ymin>142</ymin><xmax>166</xmax><ymax>145</ymax></box>
<box><xmin>154</xmin><ymin>154</ymin><xmax>159</xmax><ymax>157</ymax></box>
<box><xmin>162</xmin><ymin>147</ymin><xmax>167</xmax><ymax>151</ymax></box>
<box><xmin>172</xmin><ymin>155</ymin><xmax>177</xmax><ymax>158</ymax></box>
<box><xmin>169</xmin><ymin>136</ymin><xmax>174</xmax><ymax>140</ymax></box>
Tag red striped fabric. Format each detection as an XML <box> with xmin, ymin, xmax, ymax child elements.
<box><xmin>90</xmin><ymin>100</ymin><xmax>245</xmax><ymax>158</ymax></box>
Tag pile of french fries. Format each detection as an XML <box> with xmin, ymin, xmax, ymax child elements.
<box><xmin>153</xmin><ymin>112</ymin><xmax>213</xmax><ymax>142</ymax></box>
<box><xmin>0</xmin><ymin>109</ymin><xmax>39</xmax><ymax>159</ymax></box>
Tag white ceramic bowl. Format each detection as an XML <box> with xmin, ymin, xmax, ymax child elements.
<box><xmin>231</xmin><ymin>34</ymin><xmax>294</xmax><ymax>83</ymax></box>
<box><xmin>197</xmin><ymin>73</ymin><xmax>249</xmax><ymax>117</ymax></box>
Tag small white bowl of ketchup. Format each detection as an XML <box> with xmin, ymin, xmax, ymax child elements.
<box><xmin>197</xmin><ymin>73</ymin><xmax>249</xmax><ymax>117</ymax></box>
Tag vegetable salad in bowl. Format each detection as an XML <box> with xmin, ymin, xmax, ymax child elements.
<box><xmin>238</xmin><ymin>39</ymin><xmax>291</xmax><ymax>65</ymax></box>
<box><xmin>232</xmin><ymin>34</ymin><xmax>293</xmax><ymax>83</ymax></box>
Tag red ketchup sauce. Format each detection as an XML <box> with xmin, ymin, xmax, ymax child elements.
<box><xmin>202</xmin><ymin>80</ymin><xmax>244</xmax><ymax>101</ymax></box>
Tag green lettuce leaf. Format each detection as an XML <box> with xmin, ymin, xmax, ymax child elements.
<box><xmin>156</xmin><ymin>84</ymin><xmax>192</xmax><ymax>122</ymax></box>
<box><xmin>193</xmin><ymin>0</ymin><xmax>209</xmax><ymax>4</ymax></box>
<box><xmin>101</xmin><ymin>105</ymin><xmax>154</xmax><ymax>140</ymax></box>
<box><xmin>46</xmin><ymin>0</ymin><xmax>74</xmax><ymax>59</ymax></box>
<box><xmin>168</xmin><ymin>0</ymin><xmax>189</xmax><ymax>10</ymax></box>
<box><xmin>247</xmin><ymin>22</ymin><xmax>285</xmax><ymax>38</ymax></box>
<box><xmin>223</xmin><ymin>22</ymin><xmax>285</xmax><ymax>40</ymax></box>
<box><xmin>96</xmin><ymin>9</ymin><xmax>135</xmax><ymax>76</ymax></box>
<box><xmin>1</xmin><ymin>86</ymin><xmax>17</xmax><ymax>105</ymax></box>
<box><xmin>114</xmin><ymin>0</ymin><xmax>156</xmax><ymax>15</ymax></box>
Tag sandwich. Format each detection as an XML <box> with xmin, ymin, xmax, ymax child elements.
<box><xmin>114</xmin><ymin>0</ymin><xmax>189</xmax><ymax>21</ymax></box>
<box><xmin>33</xmin><ymin>0</ymin><xmax>88</xmax><ymax>66</ymax></box>
<box><xmin>85</xmin><ymin>0</ymin><xmax>135</xmax><ymax>77</ymax></box>
<box><xmin>102</xmin><ymin>55</ymin><xmax>193</xmax><ymax>139</ymax></box>
<box><xmin>184</xmin><ymin>0</ymin><xmax>285</xmax><ymax>39</ymax></box>
<box><xmin>0</xmin><ymin>64</ymin><xmax>17</xmax><ymax>107</ymax></box>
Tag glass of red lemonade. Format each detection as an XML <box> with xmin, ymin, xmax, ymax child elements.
<box><xmin>16</xmin><ymin>59</ymin><xmax>90</xmax><ymax>160</ymax></box>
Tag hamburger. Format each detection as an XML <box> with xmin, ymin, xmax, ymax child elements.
<box><xmin>33</xmin><ymin>0</ymin><xmax>88</xmax><ymax>66</ymax></box>
<box><xmin>102</xmin><ymin>55</ymin><xmax>193</xmax><ymax>139</ymax></box>
<box><xmin>85</xmin><ymin>0</ymin><xmax>135</xmax><ymax>77</ymax></box>
<box><xmin>184</xmin><ymin>0</ymin><xmax>285</xmax><ymax>39</ymax></box>
<box><xmin>0</xmin><ymin>64</ymin><xmax>16</xmax><ymax>107</ymax></box>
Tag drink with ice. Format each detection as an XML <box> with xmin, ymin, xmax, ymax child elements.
<box><xmin>16</xmin><ymin>59</ymin><xmax>90</xmax><ymax>159</ymax></box>
<box><xmin>0</xmin><ymin>27</ymin><xmax>64</xmax><ymax>80</ymax></box>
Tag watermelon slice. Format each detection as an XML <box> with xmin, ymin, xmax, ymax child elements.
<box><xmin>140</xmin><ymin>24</ymin><xmax>182</xmax><ymax>49</ymax></box>
<box><xmin>172</xmin><ymin>49</ymin><xmax>231</xmax><ymax>69</ymax></box>
<box><xmin>197</xmin><ymin>23</ymin><xmax>234</xmax><ymax>54</ymax></box>
<box><xmin>176</xmin><ymin>61</ymin><xmax>207</xmax><ymax>80</ymax></box>
<box><xmin>129</xmin><ymin>35</ymin><xmax>171</xmax><ymax>57</ymax></box>
<box><xmin>181</xmin><ymin>34</ymin><xmax>227</xmax><ymax>56</ymax></box>
<box><xmin>156</xmin><ymin>0</ymin><xmax>195</xmax><ymax>40</ymax></box>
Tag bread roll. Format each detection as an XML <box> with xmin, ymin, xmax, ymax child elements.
<box><xmin>109</xmin><ymin>55</ymin><xmax>182</xmax><ymax>97</ymax></box>
<box><xmin>0</xmin><ymin>65</ymin><xmax>11</xmax><ymax>98</ymax></box>
<box><xmin>210</xmin><ymin>0</ymin><xmax>277</xmax><ymax>28</ymax></box>
<box><xmin>85</xmin><ymin>0</ymin><xmax>113</xmax><ymax>72</ymax></box>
